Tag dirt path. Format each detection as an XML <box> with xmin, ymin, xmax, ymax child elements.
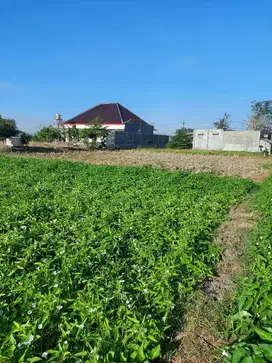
<box><xmin>174</xmin><ymin>200</ymin><xmax>257</xmax><ymax>363</ymax></box>
<box><xmin>3</xmin><ymin>149</ymin><xmax>272</xmax><ymax>180</ymax></box>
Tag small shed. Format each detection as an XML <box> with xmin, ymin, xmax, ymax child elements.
<box><xmin>6</xmin><ymin>137</ymin><xmax>23</xmax><ymax>148</ymax></box>
<box><xmin>259</xmin><ymin>139</ymin><xmax>272</xmax><ymax>154</ymax></box>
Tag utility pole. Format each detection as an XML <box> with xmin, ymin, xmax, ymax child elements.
<box><xmin>182</xmin><ymin>121</ymin><xmax>185</xmax><ymax>129</ymax></box>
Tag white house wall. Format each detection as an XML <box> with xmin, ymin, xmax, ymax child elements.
<box><xmin>63</xmin><ymin>124</ymin><xmax>125</xmax><ymax>130</ymax></box>
<box><xmin>222</xmin><ymin>131</ymin><xmax>260</xmax><ymax>152</ymax></box>
<box><xmin>193</xmin><ymin>129</ymin><xmax>224</xmax><ymax>150</ymax></box>
<box><xmin>193</xmin><ymin>129</ymin><xmax>260</xmax><ymax>152</ymax></box>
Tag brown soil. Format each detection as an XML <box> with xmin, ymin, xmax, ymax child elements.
<box><xmin>174</xmin><ymin>201</ymin><xmax>257</xmax><ymax>363</ymax></box>
<box><xmin>2</xmin><ymin>148</ymin><xmax>271</xmax><ymax>181</ymax></box>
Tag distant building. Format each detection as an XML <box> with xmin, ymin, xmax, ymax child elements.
<box><xmin>63</xmin><ymin>103</ymin><xmax>154</xmax><ymax>134</ymax></box>
<box><xmin>193</xmin><ymin>129</ymin><xmax>261</xmax><ymax>152</ymax></box>
<box><xmin>63</xmin><ymin>103</ymin><xmax>169</xmax><ymax>149</ymax></box>
<box><xmin>6</xmin><ymin>136</ymin><xmax>23</xmax><ymax>148</ymax></box>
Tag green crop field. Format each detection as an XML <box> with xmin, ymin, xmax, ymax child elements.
<box><xmin>0</xmin><ymin>157</ymin><xmax>254</xmax><ymax>363</ymax></box>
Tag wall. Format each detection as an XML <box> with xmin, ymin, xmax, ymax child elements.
<box><xmin>193</xmin><ymin>129</ymin><xmax>224</xmax><ymax>150</ymax></box>
<box><xmin>223</xmin><ymin>131</ymin><xmax>260</xmax><ymax>152</ymax></box>
<box><xmin>64</xmin><ymin>123</ymin><xmax>125</xmax><ymax>130</ymax></box>
<box><xmin>193</xmin><ymin>129</ymin><xmax>261</xmax><ymax>152</ymax></box>
<box><xmin>124</xmin><ymin>121</ymin><xmax>154</xmax><ymax>134</ymax></box>
<box><xmin>6</xmin><ymin>137</ymin><xmax>23</xmax><ymax>148</ymax></box>
<box><xmin>107</xmin><ymin>131</ymin><xmax>169</xmax><ymax>149</ymax></box>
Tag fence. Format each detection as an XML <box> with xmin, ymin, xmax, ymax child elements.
<box><xmin>107</xmin><ymin>131</ymin><xmax>169</xmax><ymax>149</ymax></box>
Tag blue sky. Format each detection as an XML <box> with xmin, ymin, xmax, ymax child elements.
<box><xmin>1</xmin><ymin>0</ymin><xmax>272</xmax><ymax>134</ymax></box>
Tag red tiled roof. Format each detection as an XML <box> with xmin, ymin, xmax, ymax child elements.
<box><xmin>64</xmin><ymin>103</ymin><xmax>149</xmax><ymax>125</ymax></box>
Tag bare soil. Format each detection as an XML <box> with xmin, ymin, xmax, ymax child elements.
<box><xmin>174</xmin><ymin>201</ymin><xmax>257</xmax><ymax>363</ymax></box>
<box><xmin>2</xmin><ymin>147</ymin><xmax>271</xmax><ymax>181</ymax></box>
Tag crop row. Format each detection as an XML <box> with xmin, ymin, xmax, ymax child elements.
<box><xmin>226</xmin><ymin>175</ymin><xmax>272</xmax><ymax>363</ymax></box>
<box><xmin>0</xmin><ymin>157</ymin><xmax>253</xmax><ymax>362</ymax></box>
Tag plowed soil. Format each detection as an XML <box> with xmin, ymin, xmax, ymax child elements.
<box><xmin>4</xmin><ymin>148</ymin><xmax>271</xmax><ymax>181</ymax></box>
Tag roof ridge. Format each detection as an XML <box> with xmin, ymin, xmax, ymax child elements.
<box><xmin>116</xmin><ymin>102</ymin><xmax>124</xmax><ymax>124</ymax></box>
<box><xmin>117</xmin><ymin>103</ymin><xmax>152</xmax><ymax>126</ymax></box>
<box><xmin>65</xmin><ymin>103</ymin><xmax>116</xmax><ymax>122</ymax></box>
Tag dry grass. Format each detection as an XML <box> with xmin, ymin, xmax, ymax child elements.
<box><xmin>2</xmin><ymin>147</ymin><xmax>272</xmax><ymax>181</ymax></box>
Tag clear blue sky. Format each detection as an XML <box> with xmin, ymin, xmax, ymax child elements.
<box><xmin>1</xmin><ymin>0</ymin><xmax>272</xmax><ymax>134</ymax></box>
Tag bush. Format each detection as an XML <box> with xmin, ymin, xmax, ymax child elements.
<box><xmin>18</xmin><ymin>132</ymin><xmax>32</xmax><ymax>146</ymax></box>
<box><xmin>80</xmin><ymin>121</ymin><xmax>109</xmax><ymax>149</ymax></box>
<box><xmin>166</xmin><ymin>128</ymin><xmax>193</xmax><ymax>149</ymax></box>
<box><xmin>33</xmin><ymin>126</ymin><xmax>62</xmax><ymax>142</ymax></box>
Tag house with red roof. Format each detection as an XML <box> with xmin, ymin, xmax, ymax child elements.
<box><xmin>63</xmin><ymin>102</ymin><xmax>154</xmax><ymax>134</ymax></box>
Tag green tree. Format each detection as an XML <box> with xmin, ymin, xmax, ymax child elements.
<box><xmin>33</xmin><ymin>126</ymin><xmax>62</xmax><ymax>142</ymax></box>
<box><xmin>166</xmin><ymin>127</ymin><xmax>193</xmax><ymax>149</ymax></box>
<box><xmin>68</xmin><ymin>125</ymin><xmax>80</xmax><ymax>142</ymax></box>
<box><xmin>246</xmin><ymin>100</ymin><xmax>272</xmax><ymax>132</ymax></box>
<box><xmin>214</xmin><ymin>113</ymin><xmax>231</xmax><ymax>130</ymax></box>
<box><xmin>0</xmin><ymin>115</ymin><xmax>17</xmax><ymax>139</ymax></box>
<box><xmin>18</xmin><ymin>131</ymin><xmax>32</xmax><ymax>145</ymax></box>
<box><xmin>80</xmin><ymin>118</ymin><xmax>109</xmax><ymax>148</ymax></box>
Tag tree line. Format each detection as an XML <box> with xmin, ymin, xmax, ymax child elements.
<box><xmin>32</xmin><ymin>118</ymin><xmax>109</xmax><ymax>148</ymax></box>
<box><xmin>0</xmin><ymin>116</ymin><xmax>109</xmax><ymax>149</ymax></box>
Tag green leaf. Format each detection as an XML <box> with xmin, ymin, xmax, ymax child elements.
<box><xmin>259</xmin><ymin>344</ymin><xmax>272</xmax><ymax>361</ymax></box>
<box><xmin>74</xmin><ymin>351</ymin><xmax>87</xmax><ymax>357</ymax></box>
<box><xmin>232</xmin><ymin>348</ymin><xmax>247</xmax><ymax>363</ymax></box>
<box><xmin>147</xmin><ymin>335</ymin><xmax>157</xmax><ymax>343</ymax></box>
<box><xmin>150</xmin><ymin>344</ymin><xmax>161</xmax><ymax>359</ymax></box>
<box><xmin>127</xmin><ymin>317</ymin><xmax>139</xmax><ymax>324</ymax></box>
<box><xmin>130</xmin><ymin>351</ymin><xmax>138</xmax><ymax>359</ymax></box>
<box><xmin>255</xmin><ymin>328</ymin><xmax>272</xmax><ymax>342</ymax></box>
<box><xmin>27</xmin><ymin>358</ymin><xmax>43</xmax><ymax>362</ymax></box>
<box><xmin>120</xmin><ymin>352</ymin><xmax>127</xmax><ymax>362</ymax></box>
<box><xmin>241</xmin><ymin>357</ymin><xmax>254</xmax><ymax>363</ymax></box>
<box><xmin>137</xmin><ymin>344</ymin><xmax>145</xmax><ymax>361</ymax></box>
<box><xmin>232</xmin><ymin>311</ymin><xmax>252</xmax><ymax>321</ymax></box>
<box><xmin>252</xmin><ymin>357</ymin><xmax>265</xmax><ymax>363</ymax></box>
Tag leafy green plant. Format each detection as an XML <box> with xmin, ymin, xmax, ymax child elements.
<box><xmin>80</xmin><ymin>118</ymin><xmax>109</xmax><ymax>149</ymax></box>
<box><xmin>18</xmin><ymin>131</ymin><xmax>32</xmax><ymax>146</ymax></box>
<box><xmin>166</xmin><ymin>127</ymin><xmax>193</xmax><ymax>149</ymax></box>
<box><xmin>225</xmin><ymin>176</ymin><xmax>272</xmax><ymax>363</ymax></box>
<box><xmin>0</xmin><ymin>157</ymin><xmax>253</xmax><ymax>362</ymax></box>
<box><xmin>33</xmin><ymin>126</ymin><xmax>63</xmax><ymax>142</ymax></box>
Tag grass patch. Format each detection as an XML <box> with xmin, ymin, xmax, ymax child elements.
<box><xmin>225</xmin><ymin>175</ymin><xmax>272</xmax><ymax>362</ymax></box>
<box><xmin>138</xmin><ymin>148</ymin><xmax>268</xmax><ymax>157</ymax></box>
<box><xmin>174</xmin><ymin>196</ymin><xmax>258</xmax><ymax>363</ymax></box>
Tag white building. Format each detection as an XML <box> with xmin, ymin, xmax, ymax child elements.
<box><xmin>193</xmin><ymin>129</ymin><xmax>261</xmax><ymax>152</ymax></box>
